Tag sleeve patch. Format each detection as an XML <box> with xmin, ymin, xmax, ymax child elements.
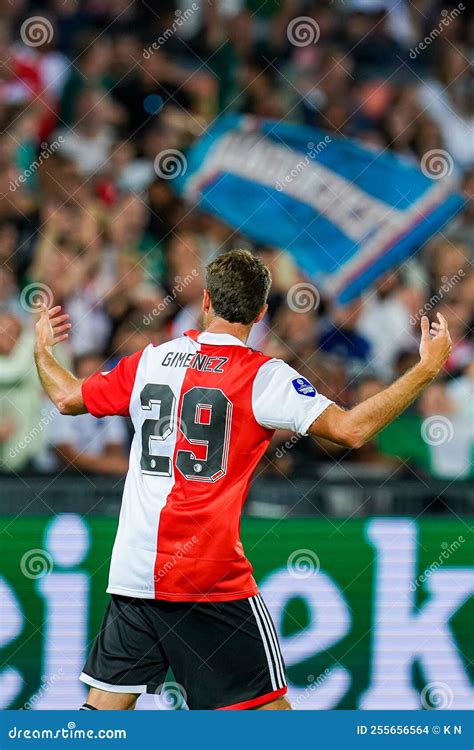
<box><xmin>291</xmin><ymin>377</ymin><xmax>316</xmax><ymax>397</ymax></box>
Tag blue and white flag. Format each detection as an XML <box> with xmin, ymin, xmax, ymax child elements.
<box><xmin>175</xmin><ymin>115</ymin><xmax>464</xmax><ymax>303</ymax></box>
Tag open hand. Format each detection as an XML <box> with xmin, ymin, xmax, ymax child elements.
<box><xmin>419</xmin><ymin>313</ymin><xmax>452</xmax><ymax>376</ymax></box>
<box><xmin>35</xmin><ymin>304</ymin><xmax>71</xmax><ymax>352</ymax></box>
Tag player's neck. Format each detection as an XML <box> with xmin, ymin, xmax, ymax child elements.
<box><xmin>204</xmin><ymin>317</ymin><xmax>251</xmax><ymax>344</ymax></box>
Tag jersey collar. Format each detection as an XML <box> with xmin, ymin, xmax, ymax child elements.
<box><xmin>184</xmin><ymin>329</ymin><xmax>248</xmax><ymax>347</ymax></box>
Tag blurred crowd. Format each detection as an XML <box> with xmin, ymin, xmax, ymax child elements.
<box><xmin>0</xmin><ymin>0</ymin><xmax>472</xmax><ymax>483</ymax></box>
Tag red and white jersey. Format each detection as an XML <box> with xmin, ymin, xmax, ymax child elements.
<box><xmin>82</xmin><ymin>330</ymin><xmax>333</xmax><ymax>602</ymax></box>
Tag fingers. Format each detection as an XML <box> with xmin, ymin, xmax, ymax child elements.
<box><xmin>428</xmin><ymin>314</ymin><xmax>450</xmax><ymax>338</ymax></box>
<box><xmin>420</xmin><ymin>315</ymin><xmax>430</xmax><ymax>339</ymax></box>
<box><xmin>39</xmin><ymin>304</ymin><xmax>71</xmax><ymax>329</ymax></box>
<box><xmin>38</xmin><ymin>304</ymin><xmax>59</xmax><ymax>315</ymax></box>
<box><xmin>37</xmin><ymin>303</ymin><xmax>51</xmax><ymax>320</ymax></box>
<box><xmin>51</xmin><ymin>323</ymin><xmax>71</xmax><ymax>336</ymax></box>
<box><xmin>49</xmin><ymin>309</ymin><xmax>71</xmax><ymax>327</ymax></box>
<box><xmin>437</xmin><ymin>312</ymin><xmax>448</xmax><ymax>331</ymax></box>
<box><xmin>50</xmin><ymin>314</ymin><xmax>70</xmax><ymax>326</ymax></box>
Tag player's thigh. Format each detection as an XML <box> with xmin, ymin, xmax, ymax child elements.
<box><xmin>81</xmin><ymin>595</ymin><xmax>169</xmax><ymax>700</ymax></box>
<box><xmin>86</xmin><ymin>687</ymin><xmax>138</xmax><ymax>710</ymax></box>
<box><xmin>256</xmin><ymin>696</ymin><xmax>292</xmax><ymax>710</ymax></box>
<box><xmin>159</xmin><ymin>593</ymin><xmax>287</xmax><ymax>710</ymax></box>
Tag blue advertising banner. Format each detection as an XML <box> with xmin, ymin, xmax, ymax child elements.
<box><xmin>175</xmin><ymin>115</ymin><xmax>464</xmax><ymax>302</ymax></box>
<box><xmin>1</xmin><ymin>710</ymin><xmax>473</xmax><ymax>750</ymax></box>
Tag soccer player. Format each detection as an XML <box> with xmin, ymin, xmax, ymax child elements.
<box><xmin>34</xmin><ymin>250</ymin><xmax>452</xmax><ymax>711</ymax></box>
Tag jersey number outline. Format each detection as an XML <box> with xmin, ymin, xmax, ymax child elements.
<box><xmin>140</xmin><ymin>384</ymin><xmax>232</xmax><ymax>482</ymax></box>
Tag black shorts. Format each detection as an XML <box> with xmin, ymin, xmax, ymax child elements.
<box><xmin>81</xmin><ymin>594</ymin><xmax>287</xmax><ymax>710</ymax></box>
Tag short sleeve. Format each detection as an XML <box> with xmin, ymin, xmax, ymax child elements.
<box><xmin>252</xmin><ymin>359</ymin><xmax>334</xmax><ymax>435</ymax></box>
<box><xmin>81</xmin><ymin>349</ymin><xmax>144</xmax><ymax>418</ymax></box>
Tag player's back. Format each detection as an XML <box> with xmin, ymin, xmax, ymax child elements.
<box><xmin>82</xmin><ymin>329</ymin><xmax>333</xmax><ymax>601</ymax></box>
<box><xmin>126</xmin><ymin>329</ymin><xmax>273</xmax><ymax>601</ymax></box>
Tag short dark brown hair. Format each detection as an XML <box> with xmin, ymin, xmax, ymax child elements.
<box><xmin>206</xmin><ymin>249</ymin><xmax>272</xmax><ymax>325</ymax></box>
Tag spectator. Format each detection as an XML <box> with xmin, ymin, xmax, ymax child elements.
<box><xmin>47</xmin><ymin>353</ymin><xmax>129</xmax><ymax>475</ymax></box>
<box><xmin>55</xmin><ymin>87</ymin><xmax>121</xmax><ymax>177</ymax></box>
<box><xmin>319</xmin><ymin>299</ymin><xmax>372</xmax><ymax>373</ymax></box>
<box><xmin>0</xmin><ymin>0</ymin><xmax>471</xmax><ymax>482</ymax></box>
<box><xmin>0</xmin><ymin>313</ymin><xmax>43</xmax><ymax>472</ymax></box>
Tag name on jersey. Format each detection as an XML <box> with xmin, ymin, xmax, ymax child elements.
<box><xmin>162</xmin><ymin>351</ymin><xmax>229</xmax><ymax>373</ymax></box>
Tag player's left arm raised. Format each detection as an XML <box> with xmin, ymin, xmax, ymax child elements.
<box><xmin>309</xmin><ymin>313</ymin><xmax>452</xmax><ymax>448</ymax></box>
<box><xmin>34</xmin><ymin>304</ymin><xmax>86</xmax><ymax>415</ymax></box>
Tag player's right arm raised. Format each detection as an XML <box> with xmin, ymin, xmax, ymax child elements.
<box><xmin>309</xmin><ymin>313</ymin><xmax>452</xmax><ymax>449</ymax></box>
<box><xmin>34</xmin><ymin>304</ymin><xmax>86</xmax><ymax>415</ymax></box>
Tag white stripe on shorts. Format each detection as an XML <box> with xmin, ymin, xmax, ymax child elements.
<box><xmin>254</xmin><ymin>595</ymin><xmax>285</xmax><ymax>688</ymax></box>
<box><xmin>248</xmin><ymin>596</ymin><xmax>278</xmax><ymax>691</ymax></box>
<box><xmin>256</xmin><ymin>594</ymin><xmax>286</xmax><ymax>687</ymax></box>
